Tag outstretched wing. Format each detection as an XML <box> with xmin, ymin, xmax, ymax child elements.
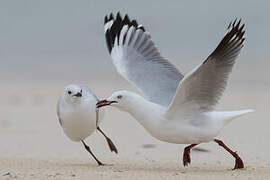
<box><xmin>166</xmin><ymin>19</ymin><xmax>245</xmax><ymax>116</ymax></box>
<box><xmin>104</xmin><ymin>12</ymin><xmax>184</xmax><ymax>107</ymax></box>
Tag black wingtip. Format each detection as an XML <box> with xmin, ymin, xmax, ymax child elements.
<box><xmin>228</xmin><ymin>18</ymin><xmax>244</xmax><ymax>29</ymax></box>
<box><xmin>131</xmin><ymin>20</ymin><xmax>138</xmax><ymax>27</ymax></box>
<box><xmin>123</xmin><ymin>14</ymin><xmax>130</xmax><ymax>23</ymax></box>
<box><xmin>227</xmin><ymin>22</ymin><xmax>232</xmax><ymax>29</ymax></box>
<box><xmin>109</xmin><ymin>13</ymin><xmax>114</xmax><ymax>20</ymax></box>
<box><xmin>104</xmin><ymin>15</ymin><xmax>108</xmax><ymax>24</ymax></box>
<box><xmin>232</xmin><ymin>18</ymin><xmax>237</xmax><ymax>27</ymax></box>
<box><xmin>104</xmin><ymin>12</ymin><xmax>146</xmax><ymax>54</ymax></box>
<box><xmin>205</xmin><ymin>18</ymin><xmax>246</xmax><ymax>64</ymax></box>
<box><xmin>235</xmin><ymin>19</ymin><xmax>241</xmax><ymax>29</ymax></box>
<box><xmin>104</xmin><ymin>13</ymin><xmax>115</xmax><ymax>24</ymax></box>
<box><xmin>228</xmin><ymin>18</ymin><xmax>246</xmax><ymax>42</ymax></box>
<box><xmin>116</xmin><ymin>11</ymin><xmax>121</xmax><ymax>19</ymax></box>
<box><xmin>138</xmin><ymin>25</ymin><xmax>145</xmax><ymax>31</ymax></box>
<box><xmin>239</xmin><ymin>23</ymin><xmax>245</xmax><ymax>32</ymax></box>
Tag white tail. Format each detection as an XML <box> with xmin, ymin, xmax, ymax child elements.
<box><xmin>217</xmin><ymin>109</ymin><xmax>254</xmax><ymax>126</ymax></box>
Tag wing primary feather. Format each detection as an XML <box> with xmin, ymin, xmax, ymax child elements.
<box><xmin>167</xmin><ymin>18</ymin><xmax>245</xmax><ymax>114</ymax></box>
<box><xmin>138</xmin><ymin>25</ymin><xmax>145</xmax><ymax>31</ymax></box>
<box><xmin>204</xmin><ymin>19</ymin><xmax>245</xmax><ymax>64</ymax></box>
<box><xmin>105</xmin><ymin>30</ymin><xmax>112</xmax><ymax>53</ymax></box>
<box><xmin>131</xmin><ymin>20</ymin><xmax>138</xmax><ymax>27</ymax></box>
<box><xmin>104</xmin><ymin>15</ymin><xmax>108</xmax><ymax>24</ymax></box>
<box><xmin>104</xmin><ymin>12</ymin><xmax>148</xmax><ymax>54</ymax></box>
<box><xmin>109</xmin><ymin>13</ymin><xmax>114</xmax><ymax>21</ymax></box>
<box><xmin>104</xmin><ymin>13</ymin><xmax>184</xmax><ymax>106</ymax></box>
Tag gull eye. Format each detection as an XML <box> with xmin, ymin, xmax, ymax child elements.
<box><xmin>80</xmin><ymin>89</ymin><xmax>82</xmax><ymax>93</ymax></box>
<box><xmin>68</xmin><ymin>91</ymin><xmax>72</xmax><ymax>95</ymax></box>
<box><xmin>117</xmin><ymin>95</ymin><xmax>123</xmax><ymax>99</ymax></box>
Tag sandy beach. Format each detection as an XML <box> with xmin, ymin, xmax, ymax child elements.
<box><xmin>0</xmin><ymin>60</ymin><xmax>270</xmax><ymax>179</ymax></box>
<box><xmin>1</xmin><ymin>158</ymin><xmax>270</xmax><ymax>180</ymax></box>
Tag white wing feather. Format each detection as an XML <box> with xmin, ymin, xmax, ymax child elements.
<box><xmin>104</xmin><ymin>13</ymin><xmax>183</xmax><ymax>107</ymax></box>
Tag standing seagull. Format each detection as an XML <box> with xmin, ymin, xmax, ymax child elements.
<box><xmin>97</xmin><ymin>12</ymin><xmax>253</xmax><ymax>169</ymax></box>
<box><xmin>57</xmin><ymin>84</ymin><xmax>118</xmax><ymax>165</ymax></box>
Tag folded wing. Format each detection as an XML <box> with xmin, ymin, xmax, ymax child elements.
<box><xmin>104</xmin><ymin>12</ymin><xmax>184</xmax><ymax>107</ymax></box>
<box><xmin>57</xmin><ymin>98</ymin><xmax>63</xmax><ymax>126</ymax></box>
<box><xmin>166</xmin><ymin>19</ymin><xmax>245</xmax><ymax>116</ymax></box>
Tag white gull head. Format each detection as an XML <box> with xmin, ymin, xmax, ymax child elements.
<box><xmin>105</xmin><ymin>90</ymin><xmax>141</xmax><ymax>111</ymax></box>
<box><xmin>63</xmin><ymin>84</ymin><xmax>83</xmax><ymax>104</ymax></box>
<box><xmin>97</xmin><ymin>90</ymin><xmax>165</xmax><ymax>115</ymax></box>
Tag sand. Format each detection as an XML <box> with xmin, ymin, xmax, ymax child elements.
<box><xmin>1</xmin><ymin>158</ymin><xmax>270</xmax><ymax>180</ymax></box>
<box><xmin>0</xmin><ymin>61</ymin><xmax>270</xmax><ymax>179</ymax></box>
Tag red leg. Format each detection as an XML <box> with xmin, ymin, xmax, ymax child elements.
<box><xmin>214</xmin><ymin>139</ymin><xmax>244</xmax><ymax>170</ymax></box>
<box><xmin>97</xmin><ymin>127</ymin><xmax>118</xmax><ymax>154</ymax></box>
<box><xmin>183</xmin><ymin>144</ymin><xmax>198</xmax><ymax>167</ymax></box>
<box><xmin>81</xmin><ymin>140</ymin><xmax>105</xmax><ymax>166</ymax></box>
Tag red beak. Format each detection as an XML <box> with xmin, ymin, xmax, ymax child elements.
<box><xmin>96</xmin><ymin>99</ymin><xmax>118</xmax><ymax>108</ymax></box>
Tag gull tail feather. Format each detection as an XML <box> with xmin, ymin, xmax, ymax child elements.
<box><xmin>218</xmin><ymin>109</ymin><xmax>254</xmax><ymax>126</ymax></box>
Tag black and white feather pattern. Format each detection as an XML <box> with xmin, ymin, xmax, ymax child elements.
<box><xmin>167</xmin><ymin>19</ymin><xmax>245</xmax><ymax>114</ymax></box>
<box><xmin>104</xmin><ymin>12</ymin><xmax>184</xmax><ymax>107</ymax></box>
<box><xmin>104</xmin><ymin>12</ymin><xmax>146</xmax><ymax>53</ymax></box>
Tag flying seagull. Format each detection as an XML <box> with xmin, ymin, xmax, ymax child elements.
<box><xmin>97</xmin><ymin>13</ymin><xmax>253</xmax><ymax>170</ymax></box>
<box><xmin>57</xmin><ymin>84</ymin><xmax>118</xmax><ymax>165</ymax></box>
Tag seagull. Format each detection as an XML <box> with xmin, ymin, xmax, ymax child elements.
<box><xmin>97</xmin><ymin>12</ymin><xmax>253</xmax><ymax>169</ymax></box>
<box><xmin>57</xmin><ymin>84</ymin><xmax>118</xmax><ymax>165</ymax></box>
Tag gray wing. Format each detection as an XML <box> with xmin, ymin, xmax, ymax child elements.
<box><xmin>167</xmin><ymin>19</ymin><xmax>245</xmax><ymax>115</ymax></box>
<box><xmin>57</xmin><ymin>97</ymin><xmax>63</xmax><ymax>127</ymax></box>
<box><xmin>104</xmin><ymin>12</ymin><xmax>184</xmax><ymax>107</ymax></box>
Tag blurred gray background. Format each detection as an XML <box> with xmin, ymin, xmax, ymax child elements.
<box><xmin>0</xmin><ymin>0</ymin><xmax>269</xmax><ymax>84</ymax></box>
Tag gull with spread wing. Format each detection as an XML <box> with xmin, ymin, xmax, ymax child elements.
<box><xmin>97</xmin><ymin>12</ymin><xmax>253</xmax><ymax>169</ymax></box>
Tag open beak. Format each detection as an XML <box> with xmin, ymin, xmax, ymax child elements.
<box><xmin>73</xmin><ymin>92</ymin><xmax>82</xmax><ymax>97</ymax></box>
<box><xmin>96</xmin><ymin>99</ymin><xmax>118</xmax><ymax>108</ymax></box>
